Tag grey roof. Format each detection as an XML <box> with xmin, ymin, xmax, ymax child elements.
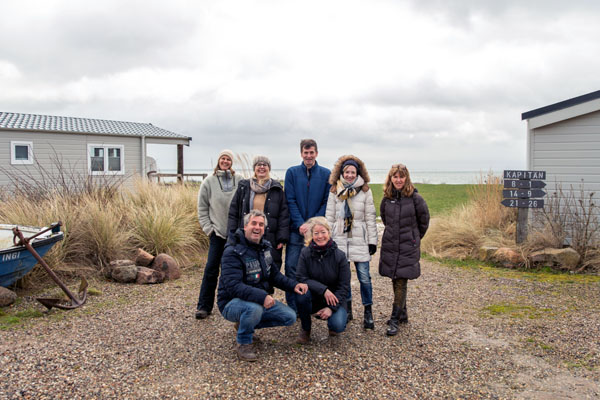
<box><xmin>522</xmin><ymin>90</ymin><xmax>600</xmax><ymax>120</ymax></box>
<box><xmin>0</xmin><ymin>111</ymin><xmax>190</xmax><ymax>140</ymax></box>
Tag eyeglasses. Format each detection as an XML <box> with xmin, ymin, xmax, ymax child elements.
<box><xmin>392</xmin><ymin>163</ymin><xmax>407</xmax><ymax>169</ymax></box>
<box><xmin>255</xmin><ymin>163</ymin><xmax>269</xmax><ymax>168</ymax></box>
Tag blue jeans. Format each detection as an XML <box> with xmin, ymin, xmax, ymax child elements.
<box><xmin>196</xmin><ymin>233</ymin><xmax>227</xmax><ymax>312</ymax></box>
<box><xmin>284</xmin><ymin>231</ymin><xmax>304</xmax><ymax>312</ymax></box>
<box><xmin>354</xmin><ymin>261</ymin><xmax>373</xmax><ymax>306</ymax></box>
<box><xmin>295</xmin><ymin>292</ymin><xmax>347</xmax><ymax>333</ymax></box>
<box><xmin>221</xmin><ymin>298</ymin><xmax>297</xmax><ymax>344</ymax></box>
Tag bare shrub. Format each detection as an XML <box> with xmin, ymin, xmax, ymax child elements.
<box><xmin>0</xmin><ymin>148</ymin><xmax>128</xmax><ymax>203</ymax></box>
<box><xmin>532</xmin><ymin>181</ymin><xmax>600</xmax><ymax>271</ymax></box>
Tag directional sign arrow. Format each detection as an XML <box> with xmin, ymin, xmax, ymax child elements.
<box><xmin>501</xmin><ymin>199</ymin><xmax>545</xmax><ymax>208</ymax></box>
<box><xmin>503</xmin><ymin>179</ymin><xmax>547</xmax><ymax>189</ymax></box>
<box><xmin>502</xmin><ymin>189</ymin><xmax>546</xmax><ymax>198</ymax></box>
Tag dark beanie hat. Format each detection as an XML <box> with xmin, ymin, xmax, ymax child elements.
<box><xmin>342</xmin><ymin>159</ymin><xmax>360</xmax><ymax>173</ymax></box>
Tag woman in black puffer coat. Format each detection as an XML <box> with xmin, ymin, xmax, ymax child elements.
<box><xmin>227</xmin><ymin>155</ymin><xmax>289</xmax><ymax>269</ymax></box>
<box><xmin>379</xmin><ymin>163</ymin><xmax>429</xmax><ymax>336</ymax></box>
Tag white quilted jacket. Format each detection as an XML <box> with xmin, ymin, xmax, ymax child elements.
<box><xmin>325</xmin><ymin>188</ymin><xmax>378</xmax><ymax>262</ymax></box>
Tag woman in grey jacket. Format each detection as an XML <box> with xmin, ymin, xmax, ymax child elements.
<box><xmin>326</xmin><ymin>155</ymin><xmax>378</xmax><ymax>329</ymax></box>
<box><xmin>195</xmin><ymin>149</ymin><xmax>242</xmax><ymax>320</ymax></box>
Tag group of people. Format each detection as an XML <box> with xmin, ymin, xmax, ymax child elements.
<box><xmin>195</xmin><ymin>139</ymin><xmax>430</xmax><ymax>362</ymax></box>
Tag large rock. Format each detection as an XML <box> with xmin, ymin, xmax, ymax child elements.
<box><xmin>529</xmin><ymin>248</ymin><xmax>581</xmax><ymax>270</ymax></box>
<box><xmin>494</xmin><ymin>247</ymin><xmax>524</xmax><ymax>265</ymax></box>
<box><xmin>150</xmin><ymin>253</ymin><xmax>181</xmax><ymax>280</ymax></box>
<box><xmin>136</xmin><ymin>267</ymin><xmax>165</xmax><ymax>284</ymax></box>
<box><xmin>106</xmin><ymin>259</ymin><xmax>136</xmax><ymax>279</ymax></box>
<box><xmin>478</xmin><ymin>246</ymin><xmax>499</xmax><ymax>261</ymax></box>
<box><xmin>111</xmin><ymin>265</ymin><xmax>138</xmax><ymax>283</ymax></box>
<box><xmin>0</xmin><ymin>286</ymin><xmax>17</xmax><ymax>307</ymax></box>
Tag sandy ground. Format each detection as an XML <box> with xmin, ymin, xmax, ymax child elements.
<box><xmin>1</xmin><ymin>253</ymin><xmax>599</xmax><ymax>399</ymax></box>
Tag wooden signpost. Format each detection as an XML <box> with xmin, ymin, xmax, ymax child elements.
<box><xmin>502</xmin><ymin>170</ymin><xmax>547</xmax><ymax>243</ymax></box>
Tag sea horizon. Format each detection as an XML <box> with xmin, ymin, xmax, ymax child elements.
<box><xmin>159</xmin><ymin>169</ymin><xmax>502</xmax><ymax>185</ymax></box>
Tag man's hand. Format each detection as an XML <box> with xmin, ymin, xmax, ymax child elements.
<box><xmin>276</xmin><ymin>243</ymin><xmax>284</xmax><ymax>249</ymax></box>
<box><xmin>316</xmin><ymin>307</ymin><xmax>332</xmax><ymax>320</ymax></box>
<box><xmin>263</xmin><ymin>295</ymin><xmax>275</xmax><ymax>309</ymax></box>
<box><xmin>299</xmin><ymin>223</ymin><xmax>310</xmax><ymax>236</ymax></box>
<box><xmin>323</xmin><ymin>289</ymin><xmax>338</xmax><ymax>306</ymax></box>
<box><xmin>294</xmin><ymin>283</ymin><xmax>308</xmax><ymax>295</ymax></box>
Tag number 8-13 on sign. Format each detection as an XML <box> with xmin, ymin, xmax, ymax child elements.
<box><xmin>500</xmin><ymin>199</ymin><xmax>545</xmax><ymax>208</ymax></box>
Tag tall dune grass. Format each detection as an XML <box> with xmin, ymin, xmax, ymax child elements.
<box><xmin>0</xmin><ymin>177</ymin><xmax>208</xmax><ymax>284</ymax></box>
<box><xmin>422</xmin><ymin>173</ymin><xmax>517</xmax><ymax>259</ymax></box>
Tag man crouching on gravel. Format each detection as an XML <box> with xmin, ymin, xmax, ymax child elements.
<box><xmin>217</xmin><ymin>209</ymin><xmax>308</xmax><ymax>362</ymax></box>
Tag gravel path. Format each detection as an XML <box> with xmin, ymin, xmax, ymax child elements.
<box><xmin>1</xmin><ymin>254</ymin><xmax>599</xmax><ymax>399</ymax></box>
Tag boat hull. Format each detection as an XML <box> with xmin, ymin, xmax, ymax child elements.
<box><xmin>0</xmin><ymin>232</ymin><xmax>64</xmax><ymax>288</ymax></box>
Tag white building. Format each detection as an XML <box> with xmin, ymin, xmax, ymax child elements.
<box><xmin>522</xmin><ymin>90</ymin><xmax>600</xmax><ymax>206</ymax></box>
<box><xmin>0</xmin><ymin>112</ymin><xmax>191</xmax><ymax>189</ymax></box>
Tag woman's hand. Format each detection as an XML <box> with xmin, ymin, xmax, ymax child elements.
<box><xmin>316</xmin><ymin>307</ymin><xmax>332</xmax><ymax>320</ymax></box>
<box><xmin>323</xmin><ymin>289</ymin><xmax>338</xmax><ymax>306</ymax></box>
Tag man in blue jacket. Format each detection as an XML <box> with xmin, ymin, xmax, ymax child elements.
<box><xmin>217</xmin><ymin>209</ymin><xmax>308</xmax><ymax>362</ymax></box>
<box><xmin>284</xmin><ymin>139</ymin><xmax>331</xmax><ymax>312</ymax></box>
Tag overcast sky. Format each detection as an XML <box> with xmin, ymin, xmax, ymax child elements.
<box><xmin>2</xmin><ymin>0</ymin><xmax>600</xmax><ymax>172</ymax></box>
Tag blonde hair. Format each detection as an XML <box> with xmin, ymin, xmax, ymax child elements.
<box><xmin>383</xmin><ymin>163</ymin><xmax>415</xmax><ymax>198</ymax></box>
<box><xmin>303</xmin><ymin>216</ymin><xmax>331</xmax><ymax>246</ymax></box>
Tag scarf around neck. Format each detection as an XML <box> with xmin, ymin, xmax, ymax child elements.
<box><xmin>335</xmin><ymin>175</ymin><xmax>364</xmax><ymax>234</ymax></box>
<box><xmin>309</xmin><ymin>238</ymin><xmax>334</xmax><ymax>252</ymax></box>
<box><xmin>250</xmin><ymin>177</ymin><xmax>272</xmax><ymax>194</ymax></box>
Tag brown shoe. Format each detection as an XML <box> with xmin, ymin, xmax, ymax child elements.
<box><xmin>328</xmin><ymin>330</ymin><xmax>339</xmax><ymax>337</ymax></box>
<box><xmin>237</xmin><ymin>344</ymin><xmax>258</xmax><ymax>362</ymax></box>
<box><xmin>296</xmin><ymin>329</ymin><xmax>311</xmax><ymax>344</ymax></box>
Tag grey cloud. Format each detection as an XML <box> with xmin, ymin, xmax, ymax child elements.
<box><xmin>0</xmin><ymin>3</ymin><xmax>197</xmax><ymax>82</ymax></box>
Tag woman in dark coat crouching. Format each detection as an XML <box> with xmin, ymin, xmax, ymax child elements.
<box><xmin>295</xmin><ymin>217</ymin><xmax>351</xmax><ymax>344</ymax></box>
<box><xmin>379</xmin><ymin>163</ymin><xmax>429</xmax><ymax>336</ymax></box>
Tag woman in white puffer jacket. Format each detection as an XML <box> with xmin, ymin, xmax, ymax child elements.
<box><xmin>326</xmin><ymin>155</ymin><xmax>377</xmax><ymax>329</ymax></box>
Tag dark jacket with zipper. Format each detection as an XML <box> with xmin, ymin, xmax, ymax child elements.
<box><xmin>378</xmin><ymin>189</ymin><xmax>430</xmax><ymax>280</ymax></box>
<box><xmin>227</xmin><ymin>179</ymin><xmax>290</xmax><ymax>247</ymax></box>
<box><xmin>217</xmin><ymin>229</ymin><xmax>298</xmax><ymax>313</ymax></box>
<box><xmin>296</xmin><ymin>241</ymin><xmax>351</xmax><ymax>312</ymax></box>
<box><xmin>284</xmin><ymin>161</ymin><xmax>331</xmax><ymax>232</ymax></box>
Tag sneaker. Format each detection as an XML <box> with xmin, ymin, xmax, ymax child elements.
<box><xmin>296</xmin><ymin>329</ymin><xmax>311</xmax><ymax>345</ymax></box>
<box><xmin>237</xmin><ymin>344</ymin><xmax>258</xmax><ymax>362</ymax></box>
<box><xmin>195</xmin><ymin>309</ymin><xmax>210</xmax><ymax>319</ymax></box>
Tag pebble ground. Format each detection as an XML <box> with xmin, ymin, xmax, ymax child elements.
<box><xmin>1</xmin><ymin>254</ymin><xmax>599</xmax><ymax>399</ymax></box>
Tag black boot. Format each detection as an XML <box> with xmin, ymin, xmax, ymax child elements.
<box><xmin>363</xmin><ymin>305</ymin><xmax>374</xmax><ymax>330</ymax></box>
<box><xmin>386</xmin><ymin>305</ymin><xmax>402</xmax><ymax>336</ymax></box>
<box><xmin>347</xmin><ymin>300</ymin><xmax>353</xmax><ymax>321</ymax></box>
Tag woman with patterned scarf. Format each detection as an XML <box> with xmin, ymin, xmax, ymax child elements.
<box><xmin>326</xmin><ymin>155</ymin><xmax>378</xmax><ymax>329</ymax></box>
<box><xmin>227</xmin><ymin>155</ymin><xmax>289</xmax><ymax>270</ymax></box>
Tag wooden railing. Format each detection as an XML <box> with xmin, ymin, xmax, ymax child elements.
<box><xmin>147</xmin><ymin>171</ymin><xmax>208</xmax><ymax>184</ymax></box>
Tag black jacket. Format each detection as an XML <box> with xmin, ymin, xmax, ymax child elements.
<box><xmin>378</xmin><ymin>189</ymin><xmax>430</xmax><ymax>280</ymax></box>
<box><xmin>217</xmin><ymin>229</ymin><xmax>297</xmax><ymax>313</ymax></box>
<box><xmin>227</xmin><ymin>179</ymin><xmax>290</xmax><ymax>246</ymax></box>
<box><xmin>296</xmin><ymin>241</ymin><xmax>351</xmax><ymax>312</ymax></box>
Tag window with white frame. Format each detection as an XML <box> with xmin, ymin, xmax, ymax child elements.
<box><xmin>88</xmin><ymin>144</ymin><xmax>124</xmax><ymax>175</ymax></box>
<box><xmin>10</xmin><ymin>141</ymin><xmax>34</xmax><ymax>165</ymax></box>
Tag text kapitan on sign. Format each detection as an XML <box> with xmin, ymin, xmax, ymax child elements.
<box><xmin>503</xmin><ymin>170</ymin><xmax>546</xmax><ymax>180</ymax></box>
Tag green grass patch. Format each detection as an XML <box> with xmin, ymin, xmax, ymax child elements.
<box><xmin>423</xmin><ymin>254</ymin><xmax>600</xmax><ymax>284</ymax></box>
<box><xmin>0</xmin><ymin>308</ymin><xmax>45</xmax><ymax>330</ymax></box>
<box><xmin>482</xmin><ymin>303</ymin><xmax>552</xmax><ymax>319</ymax></box>
<box><xmin>370</xmin><ymin>183</ymin><xmax>474</xmax><ymax>217</ymax></box>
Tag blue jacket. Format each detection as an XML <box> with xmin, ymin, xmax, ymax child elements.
<box><xmin>217</xmin><ymin>229</ymin><xmax>298</xmax><ymax>313</ymax></box>
<box><xmin>284</xmin><ymin>161</ymin><xmax>331</xmax><ymax>231</ymax></box>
